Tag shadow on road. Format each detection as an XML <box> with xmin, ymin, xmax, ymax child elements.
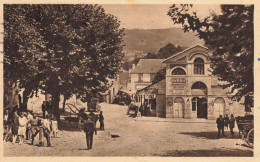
<box><xmin>153</xmin><ymin>148</ymin><xmax>253</xmax><ymax>157</ymax></box>
<box><xmin>179</xmin><ymin>131</ymin><xmax>240</xmax><ymax>140</ymax></box>
<box><xmin>128</xmin><ymin>114</ymin><xmax>137</xmax><ymax>118</ymax></box>
<box><xmin>136</xmin><ymin>119</ymin><xmax>216</xmax><ymax>124</ymax></box>
<box><xmin>78</xmin><ymin>148</ymin><xmax>89</xmax><ymax>150</ymax></box>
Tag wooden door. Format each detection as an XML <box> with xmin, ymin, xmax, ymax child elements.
<box><xmin>174</xmin><ymin>98</ymin><xmax>184</xmax><ymax>118</ymax></box>
<box><xmin>214</xmin><ymin>98</ymin><xmax>224</xmax><ymax>118</ymax></box>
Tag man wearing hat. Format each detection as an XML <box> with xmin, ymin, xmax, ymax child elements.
<box><xmin>216</xmin><ymin>115</ymin><xmax>226</xmax><ymax>138</ymax></box>
<box><xmin>83</xmin><ymin>116</ymin><xmax>97</xmax><ymax>150</ymax></box>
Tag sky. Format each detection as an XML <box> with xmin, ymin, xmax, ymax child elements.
<box><xmin>102</xmin><ymin>4</ymin><xmax>221</xmax><ymax>29</ymax></box>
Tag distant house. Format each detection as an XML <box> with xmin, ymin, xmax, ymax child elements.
<box><xmin>104</xmin><ymin>77</ymin><xmax>120</xmax><ymax>104</ymax></box>
<box><xmin>136</xmin><ymin>79</ymin><xmax>166</xmax><ymax>117</ymax></box>
<box><xmin>128</xmin><ymin>59</ymin><xmax>165</xmax><ymax>93</ymax></box>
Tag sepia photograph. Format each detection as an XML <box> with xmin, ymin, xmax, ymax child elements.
<box><xmin>1</xmin><ymin>1</ymin><xmax>255</xmax><ymax>158</ymax></box>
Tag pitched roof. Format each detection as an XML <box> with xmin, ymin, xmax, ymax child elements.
<box><xmin>162</xmin><ymin>45</ymin><xmax>207</xmax><ymax>63</ymax></box>
<box><xmin>136</xmin><ymin>79</ymin><xmax>165</xmax><ymax>94</ymax></box>
<box><xmin>130</xmin><ymin>59</ymin><xmax>164</xmax><ymax>74</ymax></box>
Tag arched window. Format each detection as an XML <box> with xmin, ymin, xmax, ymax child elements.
<box><xmin>191</xmin><ymin>82</ymin><xmax>207</xmax><ymax>90</ymax></box>
<box><xmin>172</xmin><ymin>68</ymin><xmax>186</xmax><ymax>75</ymax></box>
<box><xmin>194</xmin><ymin>58</ymin><xmax>204</xmax><ymax>75</ymax></box>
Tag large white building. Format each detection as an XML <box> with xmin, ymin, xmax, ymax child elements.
<box><xmin>136</xmin><ymin>45</ymin><xmax>246</xmax><ymax>119</ymax></box>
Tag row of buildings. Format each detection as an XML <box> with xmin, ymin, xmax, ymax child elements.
<box><xmin>126</xmin><ymin>45</ymin><xmax>246</xmax><ymax>119</ymax></box>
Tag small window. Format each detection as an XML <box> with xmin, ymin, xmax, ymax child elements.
<box><xmin>138</xmin><ymin>74</ymin><xmax>143</xmax><ymax>82</ymax></box>
<box><xmin>192</xmin><ymin>97</ymin><xmax>196</xmax><ymax>111</ymax></box>
<box><xmin>194</xmin><ymin>58</ymin><xmax>204</xmax><ymax>75</ymax></box>
<box><xmin>172</xmin><ymin>68</ymin><xmax>186</xmax><ymax>75</ymax></box>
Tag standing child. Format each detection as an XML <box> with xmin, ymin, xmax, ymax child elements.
<box><xmin>3</xmin><ymin>123</ymin><xmax>12</xmax><ymax>143</ymax></box>
<box><xmin>26</xmin><ymin>111</ymin><xmax>33</xmax><ymax>140</ymax></box>
<box><xmin>51</xmin><ymin>117</ymin><xmax>58</xmax><ymax>137</ymax></box>
<box><xmin>42</xmin><ymin>115</ymin><xmax>51</xmax><ymax>147</ymax></box>
<box><xmin>18</xmin><ymin>112</ymin><xmax>28</xmax><ymax>144</ymax></box>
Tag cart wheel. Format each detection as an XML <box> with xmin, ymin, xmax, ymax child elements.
<box><xmin>247</xmin><ymin>128</ymin><xmax>254</xmax><ymax>148</ymax></box>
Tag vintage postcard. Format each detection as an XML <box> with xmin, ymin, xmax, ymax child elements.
<box><xmin>0</xmin><ymin>0</ymin><xmax>259</xmax><ymax>161</ymax></box>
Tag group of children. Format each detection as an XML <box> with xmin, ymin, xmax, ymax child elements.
<box><xmin>3</xmin><ymin>108</ymin><xmax>58</xmax><ymax>146</ymax></box>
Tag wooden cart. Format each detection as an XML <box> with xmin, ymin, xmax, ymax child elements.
<box><xmin>235</xmin><ymin>115</ymin><xmax>254</xmax><ymax>148</ymax></box>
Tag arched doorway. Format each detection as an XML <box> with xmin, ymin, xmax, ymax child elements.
<box><xmin>191</xmin><ymin>82</ymin><xmax>208</xmax><ymax>118</ymax></box>
<box><xmin>214</xmin><ymin>98</ymin><xmax>225</xmax><ymax>119</ymax></box>
<box><xmin>173</xmin><ymin>97</ymin><xmax>184</xmax><ymax>118</ymax></box>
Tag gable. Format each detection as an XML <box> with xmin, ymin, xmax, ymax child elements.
<box><xmin>163</xmin><ymin>45</ymin><xmax>208</xmax><ymax>63</ymax></box>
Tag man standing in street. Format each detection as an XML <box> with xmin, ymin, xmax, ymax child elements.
<box><xmin>224</xmin><ymin>114</ymin><xmax>230</xmax><ymax>130</ymax></box>
<box><xmin>84</xmin><ymin>116</ymin><xmax>97</xmax><ymax>150</ymax></box>
<box><xmin>229</xmin><ymin>114</ymin><xmax>236</xmax><ymax>137</ymax></box>
<box><xmin>216</xmin><ymin>115</ymin><xmax>226</xmax><ymax>138</ymax></box>
<box><xmin>99</xmin><ymin>111</ymin><xmax>104</xmax><ymax>130</ymax></box>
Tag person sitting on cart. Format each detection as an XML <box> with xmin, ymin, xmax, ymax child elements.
<box><xmin>229</xmin><ymin>114</ymin><xmax>235</xmax><ymax>137</ymax></box>
<box><xmin>224</xmin><ymin>114</ymin><xmax>229</xmax><ymax>130</ymax></box>
<box><xmin>216</xmin><ymin>115</ymin><xmax>226</xmax><ymax>138</ymax></box>
<box><xmin>127</xmin><ymin>100</ymin><xmax>135</xmax><ymax>115</ymax></box>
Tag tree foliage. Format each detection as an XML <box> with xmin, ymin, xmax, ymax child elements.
<box><xmin>123</xmin><ymin>43</ymin><xmax>185</xmax><ymax>71</ymax></box>
<box><xmin>168</xmin><ymin>5</ymin><xmax>254</xmax><ymax>105</ymax></box>
<box><xmin>4</xmin><ymin>4</ymin><xmax>125</xmax><ymax>122</ymax></box>
<box><xmin>151</xmin><ymin>67</ymin><xmax>166</xmax><ymax>84</ymax></box>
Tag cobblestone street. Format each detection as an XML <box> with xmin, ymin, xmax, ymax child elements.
<box><xmin>4</xmin><ymin>103</ymin><xmax>253</xmax><ymax>157</ymax></box>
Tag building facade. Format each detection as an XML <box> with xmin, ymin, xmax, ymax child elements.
<box><xmin>129</xmin><ymin>59</ymin><xmax>164</xmax><ymax>93</ymax></box>
<box><xmin>136</xmin><ymin>45</ymin><xmax>245</xmax><ymax>119</ymax></box>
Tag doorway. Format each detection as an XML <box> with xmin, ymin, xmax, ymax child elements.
<box><xmin>192</xmin><ymin>97</ymin><xmax>208</xmax><ymax>118</ymax></box>
<box><xmin>173</xmin><ymin>97</ymin><xmax>184</xmax><ymax>118</ymax></box>
<box><xmin>214</xmin><ymin>98</ymin><xmax>225</xmax><ymax>119</ymax></box>
<box><xmin>191</xmin><ymin>82</ymin><xmax>208</xmax><ymax>119</ymax></box>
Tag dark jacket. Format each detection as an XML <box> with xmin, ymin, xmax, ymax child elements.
<box><xmin>229</xmin><ymin>117</ymin><xmax>235</xmax><ymax>129</ymax></box>
<box><xmin>84</xmin><ymin>119</ymin><xmax>97</xmax><ymax>134</ymax></box>
<box><xmin>99</xmin><ymin>114</ymin><xmax>104</xmax><ymax>122</ymax></box>
<box><xmin>216</xmin><ymin>117</ymin><xmax>224</xmax><ymax>129</ymax></box>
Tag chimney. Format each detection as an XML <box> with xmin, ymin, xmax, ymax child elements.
<box><xmin>132</xmin><ymin>64</ymin><xmax>135</xmax><ymax>70</ymax></box>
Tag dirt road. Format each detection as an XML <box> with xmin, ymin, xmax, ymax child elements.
<box><xmin>4</xmin><ymin>103</ymin><xmax>253</xmax><ymax>156</ymax></box>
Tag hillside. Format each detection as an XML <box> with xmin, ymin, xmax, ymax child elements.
<box><xmin>123</xmin><ymin>27</ymin><xmax>204</xmax><ymax>54</ymax></box>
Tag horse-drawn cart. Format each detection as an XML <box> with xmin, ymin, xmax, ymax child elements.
<box><xmin>64</xmin><ymin>103</ymin><xmax>100</xmax><ymax>129</ymax></box>
<box><xmin>235</xmin><ymin>115</ymin><xmax>254</xmax><ymax>148</ymax></box>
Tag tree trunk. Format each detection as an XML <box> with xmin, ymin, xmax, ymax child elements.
<box><xmin>86</xmin><ymin>97</ymin><xmax>92</xmax><ymax>112</ymax></box>
<box><xmin>22</xmin><ymin>89</ymin><xmax>30</xmax><ymax>111</ymax></box>
<box><xmin>62</xmin><ymin>95</ymin><xmax>67</xmax><ymax>113</ymax></box>
<box><xmin>52</xmin><ymin>91</ymin><xmax>61</xmax><ymax>128</ymax></box>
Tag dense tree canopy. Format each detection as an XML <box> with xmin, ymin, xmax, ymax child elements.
<box><xmin>4</xmin><ymin>4</ymin><xmax>125</xmax><ymax>122</ymax></box>
<box><xmin>168</xmin><ymin>5</ymin><xmax>254</xmax><ymax>108</ymax></box>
